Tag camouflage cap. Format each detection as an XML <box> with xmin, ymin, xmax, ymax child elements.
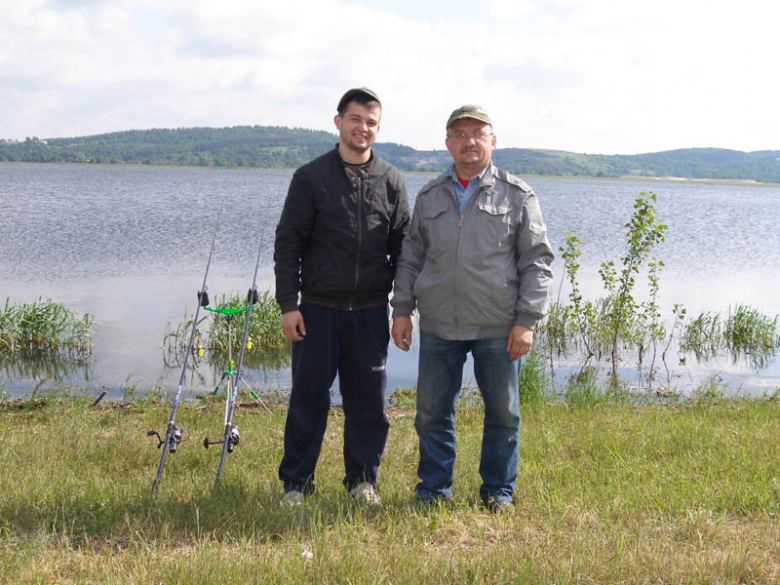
<box><xmin>446</xmin><ymin>104</ymin><xmax>492</xmax><ymax>129</ymax></box>
<box><xmin>337</xmin><ymin>87</ymin><xmax>381</xmax><ymax>112</ymax></box>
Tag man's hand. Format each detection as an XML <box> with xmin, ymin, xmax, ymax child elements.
<box><xmin>391</xmin><ymin>316</ymin><xmax>413</xmax><ymax>351</ymax></box>
<box><xmin>281</xmin><ymin>310</ymin><xmax>306</xmax><ymax>342</ymax></box>
<box><xmin>507</xmin><ymin>325</ymin><xmax>533</xmax><ymax>361</ymax></box>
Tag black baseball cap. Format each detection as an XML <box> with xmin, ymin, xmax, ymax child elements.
<box><xmin>337</xmin><ymin>87</ymin><xmax>381</xmax><ymax>113</ymax></box>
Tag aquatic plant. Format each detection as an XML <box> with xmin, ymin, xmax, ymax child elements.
<box><xmin>680</xmin><ymin>305</ymin><xmax>778</xmax><ymax>368</ymax></box>
<box><xmin>536</xmin><ymin>301</ymin><xmax>572</xmax><ymax>354</ymax></box>
<box><xmin>724</xmin><ymin>304</ymin><xmax>779</xmax><ymax>353</ymax></box>
<box><xmin>205</xmin><ymin>290</ymin><xmax>287</xmax><ymax>352</ymax></box>
<box><xmin>0</xmin><ymin>297</ymin><xmax>94</xmax><ymax>356</ymax></box>
<box><xmin>164</xmin><ymin>290</ymin><xmax>289</xmax><ymax>360</ymax></box>
<box><xmin>680</xmin><ymin>310</ymin><xmax>722</xmax><ymax>359</ymax></box>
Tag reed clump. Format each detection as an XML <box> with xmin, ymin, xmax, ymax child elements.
<box><xmin>0</xmin><ymin>297</ymin><xmax>94</xmax><ymax>356</ymax></box>
<box><xmin>680</xmin><ymin>310</ymin><xmax>721</xmax><ymax>358</ymax></box>
<box><xmin>681</xmin><ymin>305</ymin><xmax>779</xmax><ymax>365</ymax></box>
<box><xmin>204</xmin><ymin>291</ymin><xmax>287</xmax><ymax>353</ymax></box>
<box><xmin>164</xmin><ymin>290</ymin><xmax>289</xmax><ymax>362</ymax></box>
<box><xmin>724</xmin><ymin>304</ymin><xmax>779</xmax><ymax>353</ymax></box>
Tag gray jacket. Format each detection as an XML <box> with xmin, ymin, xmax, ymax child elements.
<box><xmin>391</xmin><ymin>163</ymin><xmax>554</xmax><ymax>340</ymax></box>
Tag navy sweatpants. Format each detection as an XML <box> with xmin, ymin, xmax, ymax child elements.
<box><xmin>278</xmin><ymin>303</ymin><xmax>390</xmax><ymax>494</ymax></box>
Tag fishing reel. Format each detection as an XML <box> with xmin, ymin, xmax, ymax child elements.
<box><xmin>148</xmin><ymin>425</ymin><xmax>183</xmax><ymax>453</ymax></box>
<box><xmin>204</xmin><ymin>425</ymin><xmax>240</xmax><ymax>453</ymax></box>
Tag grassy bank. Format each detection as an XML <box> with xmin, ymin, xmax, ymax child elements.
<box><xmin>2</xmin><ymin>395</ymin><xmax>780</xmax><ymax>584</ymax></box>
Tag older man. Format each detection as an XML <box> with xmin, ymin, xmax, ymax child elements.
<box><xmin>391</xmin><ymin>105</ymin><xmax>553</xmax><ymax>511</ymax></box>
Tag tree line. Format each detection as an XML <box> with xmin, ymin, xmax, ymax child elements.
<box><xmin>2</xmin><ymin>127</ymin><xmax>779</xmax><ymax>182</ymax></box>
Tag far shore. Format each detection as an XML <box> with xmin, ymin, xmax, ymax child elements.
<box><xmin>2</xmin><ymin>160</ymin><xmax>778</xmax><ymax>186</ymax></box>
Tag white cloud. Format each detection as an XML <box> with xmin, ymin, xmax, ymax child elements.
<box><xmin>489</xmin><ymin>0</ymin><xmax>538</xmax><ymax>20</ymax></box>
<box><xmin>1</xmin><ymin>0</ymin><xmax>778</xmax><ymax>154</ymax></box>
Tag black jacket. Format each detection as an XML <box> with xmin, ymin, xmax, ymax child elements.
<box><xmin>274</xmin><ymin>147</ymin><xmax>410</xmax><ymax>312</ymax></box>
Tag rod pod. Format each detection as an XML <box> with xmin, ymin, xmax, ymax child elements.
<box><xmin>213</xmin><ymin>199</ymin><xmax>272</xmax><ymax>488</ymax></box>
<box><xmin>201</xmin><ymin>306</ymin><xmax>247</xmax><ymax>459</ymax></box>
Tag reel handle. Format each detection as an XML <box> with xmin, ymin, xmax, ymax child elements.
<box><xmin>147</xmin><ymin>430</ymin><xmax>164</xmax><ymax>449</ymax></box>
<box><xmin>204</xmin><ymin>436</ymin><xmax>222</xmax><ymax>449</ymax></box>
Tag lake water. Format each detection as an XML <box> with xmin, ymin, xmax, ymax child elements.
<box><xmin>2</xmin><ymin>163</ymin><xmax>780</xmax><ymax>400</ymax></box>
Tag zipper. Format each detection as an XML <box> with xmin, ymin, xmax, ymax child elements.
<box><xmin>348</xmin><ymin>169</ymin><xmax>364</xmax><ymax>311</ymax></box>
<box><xmin>454</xmin><ymin>183</ymin><xmax>484</xmax><ymax>330</ymax></box>
<box><xmin>453</xmin><ymin>186</ymin><xmax>464</xmax><ymax>330</ymax></box>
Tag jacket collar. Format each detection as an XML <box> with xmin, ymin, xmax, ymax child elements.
<box><xmin>334</xmin><ymin>145</ymin><xmax>375</xmax><ymax>170</ymax></box>
<box><xmin>448</xmin><ymin>161</ymin><xmax>497</xmax><ymax>188</ymax></box>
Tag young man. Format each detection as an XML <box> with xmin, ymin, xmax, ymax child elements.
<box><xmin>391</xmin><ymin>105</ymin><xmax>554</xmax><ymax>512</ymax></box>
<box><xmin>274</xmin><ymin>88</ymin><xmax>410</xmax><ymax>506</ymax></box>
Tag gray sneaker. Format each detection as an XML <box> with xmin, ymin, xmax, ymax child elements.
<box><xmin>282</xmin><ymin>490</ymin><xmax>305</xmax><ymax>507</ymax></box>
<box><xmin>351</xmin><ymin>482</ymin><xmax>381</xmax><ymax>507</ymax></box>
<box><xmin>488</xmin><ymin>499</ymin><xmax>514</xmax><ymax>514</ymax></box>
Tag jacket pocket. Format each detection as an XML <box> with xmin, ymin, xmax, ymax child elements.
<box><xmin>420</xmin><ymin>199</ymin><xmax>453</xmax><ymax>265</ymax></box>
<box><xmin>476</xmin><ymin>198</ymin><xmax>512</xmax><ymax>236</ymax></box>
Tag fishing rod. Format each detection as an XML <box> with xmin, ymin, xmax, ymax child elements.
<box><xmin>148</xmin><ymin>221</ymin><xmax>219</xmax><ymax>495</ymax></box>
<box><xmin>206</xmin><ymin>201</ymin><xmax>272</xmax><ymax>488</ymax></box>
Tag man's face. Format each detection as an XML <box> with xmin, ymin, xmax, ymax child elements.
<box><xmin>445</xmin><ymin>118</ymin><xmax>496</xmax><ymax>172</ymax></box>
<box><xmin>334</xmin><ymin>102</ymin><xmax>381</xmax><ymax>155</ymax></box>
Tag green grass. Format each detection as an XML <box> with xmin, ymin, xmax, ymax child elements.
<box><xmin>2</xmin><ymin>394</ymin><xmax>780</xmax><ymax>583</ymax></box>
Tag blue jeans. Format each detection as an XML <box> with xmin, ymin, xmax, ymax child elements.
<box><xmin>415</xmin><ymin>332</ymin><xmax>521</xmax><ymax>504</ymax></box>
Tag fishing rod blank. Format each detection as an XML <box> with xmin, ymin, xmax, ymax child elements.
<box><xmin>211</xmin><ymin>201</ymin><xmax>272</xmax><ymax>488</ymax></box>
<box><xmin>149</xmin><ymin>222</ymin><xmax>218</xmax><ymax>495</ymax></box>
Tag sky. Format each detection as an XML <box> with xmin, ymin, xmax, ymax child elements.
<box><xmin>1</xmin><ymin>0</ymin><xmax>778</xmax><ymax>155</ymax></box>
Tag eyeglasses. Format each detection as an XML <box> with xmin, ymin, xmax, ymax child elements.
<box><xmin>447</xmin><ymin>130</ymin><xmax>493</xmax><ymax>142</ymax></box>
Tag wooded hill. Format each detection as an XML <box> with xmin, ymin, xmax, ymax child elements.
<box><xmin>2</xmin><ymin>126</ymin><xmax>779</xmax><ymax>183</ymax></box>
